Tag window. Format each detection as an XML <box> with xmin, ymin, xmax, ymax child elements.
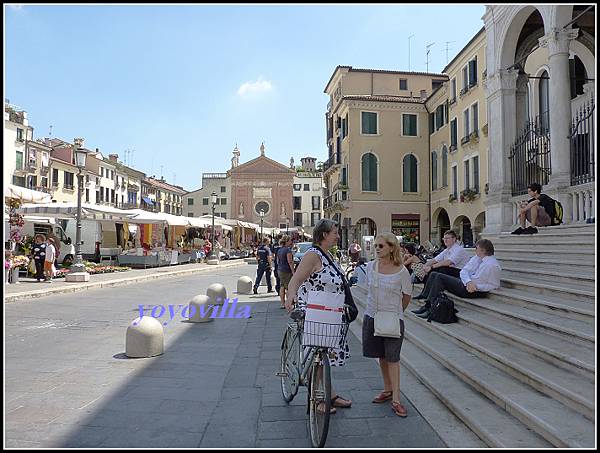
<box><xmin>442</xmin><ymin>146</ymin><xmax>448</xmax><ymax>187</ymax></box>
<box><xmin>85</xmin><ymin>189</ymin><xmax>90</xmax><ymax>203</ymax></box>
<box><xmin>451</xmin><ymin>79</ymin><xmax>457</xmax><ymax>101</ymax></box>
<box><xmin>16</xmin><ymin>150</ymin><xmax>23</xmax><ymax>170</ymax></box>
<box><xmin>361</xmin><ymin>111</ymin><xmax>378</xmax><ymax>134</ymax></box>
<box><xmin>97</xmin><ymin>190</ymin><xmax>101</xmax><ymax>202</ymax></box>
<box><xmin>462</xmin><ymin>66</ymin><xmax>469</xmax><ymax>90</ymax></box>
<box><xmin>452</xmin><ymin>165</ymin><xmax>458</xmax><ymax>198</ymax></box>
<box><xmin>431</xmin><ymin>151</ymin><xmax>438</xmax><ymax>191</ymax></box>
<box><xmin>16</xmin><ymin>128</ymin><xmax>24</xmax><ymax>141</ymax></box>
<box><xmin>293</xmin><ymin>184</ymin><xmax>301</xmax><ymax>191</ymax></box>
<box><xmin>473</xmin><ymin>156</ymin><xmax>480</xmax><ymax>192</ymax></box>
<box><xmin>464</xmin><ymin>159</ymin><xmax>470</xmax><ymax>190</ymax></box>
<box><xmin>468</xmin><ymin>57</ymin><xmax>478</xmax><ymax>87</ymax></box>
<box><xmin>402</xmin><ymin>114</ymin><xmax>417</xmax><ymax>136</ymax></box>
<box><xmin>341</xmin><ymin>167</ymin><xmax>348</xmax><ymax>186</ymax></box>
<box><xmin>293</xmin><ymin>197</ymin><xmax>302</xmax><ymax>210</ymax></box>
<box><xmin>41</xmin><ymin>177</ymin><xmax>48</xmax><ymax>187</ymax></box>
<box><xmin>463</xmin><ymin>109</ymin><xmax>470</xmax><ymax>138</ymax></box>
<box><xmin>111</xmin><ymin>189</ymin><xmax>115</xmax><ymax>203</ymax></box>
<box><xmin>341</xmin><ymin>117</ymin><xmax>347</xmax><ymax>139</ymax></box>
<box><xmin>188</xmin><ymin>212</ymin><xmax>194</xmax><ymax>217</ymax></box>
<box><xmin>220</xmin><ymin>198</ymin><xmax>227</xmax><ymax>205</ymax></box>
<box><xmin>432</xmin><ymin>79</ymin><xmax>445</xmax><ymax>90</ymax></box>
<box><xmin>202</xmin><ymin>212</ymin><xmax>208</xmax><ymax>216</ymax></box>
<box><xmin>429</xmin><ymin>113</ymin><xmax>435</xmax><ymax>135</ymax></box>
<box><xmin>188</xmin><ymin>198</ymin><xmax>194</xmax><ymax>205</ymax></box>
<box><xmin>399</xmin><ymin>79</ymin><xmax>408</xmax><ymax>90</ymax></box>
<box><xmin>312</xmin><ymin>183</ymin><xmax>321</xmax><ymax>191</ymax></box>
<box><xmin>435</xmin><ymin>105</ymin><xmax>445</xmax><ymax>130</ymax></box>
<box><xmin>304</xmin><ymin>184</ymin><xmax>310</xmax><ymax>191</ymax></box>
<box><xmin>202</xmin><ymin>198</ymin><xmax>209</xmax><ymax>205</ymax></box>
<box><xmin>471</xmin><ymin>103</ymin><xmax>479</xmax><ymax>133</ymax></box>
<box><xmin>294</xmin><ymin>212</ymin><xmax>303</xmax><ymax>227</ymax></box>
<box><xmin>311</xmin><ymin>212</ymin><xmax>321</xmax><ymax>227</ymax></box>
<box><xmin>450</xmin><ymin>119</ymin><xmax>458</xmax><ymax>148</ymax></box>
<box><xmin>312</xmin><ymin>196</ymin><xmax>321</xmax><ymax>210</ymax></box>
<box><xmin>221</xmin><ymin>186</ymin><xmax>226</xmax><ymax>193</ymax></box>
<box><xmin>402</xmin><ymin>154</ymin><xmax>418</xmax><ymax>192</ymax></box>
<box><xmin>64</xmin><ymin>172</ymin><xmax>74</xmax><ymax>189</ymax></box>
<box><xmin>361</xmin><ymin>153</ymin><xmax>378</xmax><ymax>191</ymax></box>
<box><xmin>100</xmin><ymin>167</ymin><xmax>104</xmax><ymax>177</ymax></box>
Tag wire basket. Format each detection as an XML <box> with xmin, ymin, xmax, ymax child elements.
<box><xmin>302</xmin><ymin>320</ymin><xmax>350</xmax><ymax>349</ymax></box>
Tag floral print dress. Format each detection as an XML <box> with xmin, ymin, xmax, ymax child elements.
<box><xmin>297</xmin><ymin>247</ymin><xmax>350</xmax><ymax>367</ymax></box>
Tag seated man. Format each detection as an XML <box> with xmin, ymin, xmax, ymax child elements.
<box><xmin>511</xmin><ymin>182</ymin><xmax>554</xmax><ymax>235</ymax></box>
<box><xmin>412</xmin><ymin>230</ymin><xmax>469</xmax><ymax>301</ymax></box>
<box><xmin>414</xmin><ymin>239</ymin><xmax>501</xmax><ymax>318</ymax></box>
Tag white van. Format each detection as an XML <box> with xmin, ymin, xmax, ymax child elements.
<box><xmin>17</xmin><ymin>218</ymin><xmax>76</xmax><ymax>265</ymax></box>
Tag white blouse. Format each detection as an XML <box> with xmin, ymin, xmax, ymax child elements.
<box><xmin>365</xmin><ymin>260</ymin><xmax>412</xmax><ymax>321</ymax></box>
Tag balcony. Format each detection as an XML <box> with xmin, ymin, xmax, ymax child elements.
<box><xmin>35</xmin><ymin>186</ymin><xmax>51</xmax><ymax>194</ymax></box>
<box><xmin>117</xmin><ymin>202</ymin><xmax>139</xmax><ymax>209</ymax></box>
<box><xmin>469</xmin><ymin>130</ymin><xmax>479</xmax><ymax>142</ymax></box>
<box><xmin>460</xmin><ymin>135</ymin><xmax>470</xmax><ymax>145</ymax></box>
<box><xmin>40</xmin><ymin>165</ymin><xmax>49</xmax><ymax>175</ymax></box>
<box><xmin>322</xmin><ymin>153</ymin><xmax>341</xmax><ymax>174</ymax></box>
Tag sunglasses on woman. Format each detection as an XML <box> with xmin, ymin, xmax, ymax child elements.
<box><xmin>375</xmin><ymin>243</ymin><xmax>387</xmax><ymax>249</ymax></box>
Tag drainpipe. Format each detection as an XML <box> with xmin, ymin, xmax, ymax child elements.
<box><xmin>424</xmin><ymin>102</ymin><xmax>432</xmax><ymax>243</ymax></box>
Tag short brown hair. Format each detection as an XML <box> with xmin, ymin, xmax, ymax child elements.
<box><xmin>35</xmin><ymin>234</ymin><xmax>46</xmax><ymax>241</ymax></box>
<box><xmin>443</xmin><ymin>230</ymin><xmax>458</xmax><ymax>239</ymax></box>
<box><xmin>312</xmin><ymin>219</ymin><xmax>338</xmax><ymax>246</ymax></box>
<box><xmin>476</xmin><ymin>239</ymin><xmax>494</xmax><ymax>256</ymax></box>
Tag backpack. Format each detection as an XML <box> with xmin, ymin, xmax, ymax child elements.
<box><xmin>427</xmin><ymin>292</ymin><xmax>458</xmax><ymax>324</ymax></box>
<box><xmin>551</xmin><ymin>198</ymin><xmax>563</xmax><ymax>225</ymax></box>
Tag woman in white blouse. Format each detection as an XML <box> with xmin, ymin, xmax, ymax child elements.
<box><xmin>362</xmin><ymin>233</ymin><xmax>412</xmax><ymax>417</ymax></box>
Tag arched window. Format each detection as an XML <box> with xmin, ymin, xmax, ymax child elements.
<box><xmin>361</xmin><ymin>153</ymin><xmax>378</xmax><ymax>191</ymax></box>
<box><xmin>431</xmin><ymin>151</ymin><xmax>438</xmax><ymax>191</ymax></box>
<box><xmin>539</xmin><ymin>70</ymin><xmax>549</xmax><ymax>134</ymax></box>
<box><xmin>403</xmin><ymin>154</ymin><xmax>418</xmax><ymax>192</ymax></box>
<box><xmin>442</xmin><ymin>146</ymin><xmax>448</xmax><ymax>187</ymax></box>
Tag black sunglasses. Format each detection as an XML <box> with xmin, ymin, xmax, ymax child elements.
<box><xmin>375</xmin><ymin>243</ymin><xmax>387</xmax><ymax>249</ymax></box>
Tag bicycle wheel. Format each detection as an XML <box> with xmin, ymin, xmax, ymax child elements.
<box><xmin>308</xmin><ymin>350</ymin><xmax>331</xmax><ymax>448</ymax></box>
<box><xmin>280</xmin><ymin>326</ymin><xmax>300</xmax><ymax>402</ymax></box>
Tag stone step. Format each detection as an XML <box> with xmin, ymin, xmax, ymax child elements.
<box><xmin>495</xmin><ymin>223</ymin><xmax>596</xmax><ymax>235</ymax></box>
<box><xmin>500</xmin><ymin>266</ymin><xmax>595</xmax><ymax>291</ymax></box>
<box><xmin>499</xmin><ymin>276</ymin><xmax>595</xmax><ymax>304</ymax></box>
<box><xmin>406</xmin><ymin>306</ymin><xmax>595</xmax><ymax>420</ymax></box>
<box><xmin>400</xmin><ymin>336</ymin><xmax>552</xmax><ymax>448</ymax></box>
<box><xmin>494</xmin><ymin>256</ymin><xmax>596</xmax><ymax>274</ymax></box>
<box><xmin>488</xmin><ymin>287</ymin><xmax>595</xmax><ymax>322</ymax></box>
<box><xmin>450</xmin><ymin>295</ymin><xmax>595</xmax><ymax>346</ymax></box>
<box><xmin>405</xmin><ymin>319</ymin><xmax>596</xmax><ymax>447</ymax></box>
<box><xmin>445</xmin><ymin>303</ymin><xmax>596</xmax><ymax>379</ymax></box>
<box><xmin>494</xmin><ymin>234</ymin><xmax>596</xmax><ymax>245</ymax></box>
<box><xmin>494</xmin><ymin>248</ymin><xmax>596</xmax><ymax>263</ymax></box>
<box><xmin>493</xmin><ymin>241</ymin><xmax>594</xmax><ymax>252</ymax></box>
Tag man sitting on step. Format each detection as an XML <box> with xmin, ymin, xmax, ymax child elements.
<box><xmin>511</xmin><ymin>182</ymin><xmax>554</xmax><ymax>235</ymax></box>
<box><xmin>413</xmin><ymin>239</ymin><xmax>501</xmax><ymax>318</ymax></box>
<box><xmin>412</xmin><ymin>229</ymin><xmax>470</xmax><ymax>299</ymax></box>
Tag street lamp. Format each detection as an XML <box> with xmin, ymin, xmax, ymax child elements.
<box><xmin>259</xmin><ymin>209</ymin><xmax>265</xmax><ymax>241</ymax></box>
<box><xmin>65</xmin><ymin>138</ymin><xmax>90</xmax><ymax>282</ymax></box>
<box><xmin>209</xmin><ymin>191</ymin><xmax>218</xmax><ymax>262</ymax></box>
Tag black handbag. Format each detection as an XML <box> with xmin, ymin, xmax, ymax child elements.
<box><xmin>314</xmin><ymin>246</ymin><xmax>359</xmax><ymax>323</ymax></box>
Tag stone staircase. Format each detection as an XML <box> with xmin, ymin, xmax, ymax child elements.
<box><xmin>351</xmin><ymin>223</ymin><xmax>596</xmax><ymax>448</ymax></box>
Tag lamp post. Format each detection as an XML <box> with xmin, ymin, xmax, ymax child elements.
<box><xmin>65</xmin><ymin>138</ymin><xmax>90</xmax><ymax>282</ymax></box>
<box><xmin>259</xmin><ymin>210</ymin><xmax>265</xmax><ymax>241</ymax></box>
<box><xmin>208</xmin><ymin>191</ymin><xmax>218</xmax><ymax>263</ymax></box>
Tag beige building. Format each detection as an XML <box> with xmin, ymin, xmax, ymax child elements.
<box><xmin>5</xmin><ymin>103</ymin><xmax>34</xmax><ymax>189</ymax></box>
<box><xmin>427</xmin><ymin>27</ymin><xmax>488</xmax><ymax>246</ymax></box>
<box><xmin>292</xmin><ymin>157</ymin><xmax>324</xmax><ymax>235</ymax></box>
<box><xmin>143</xmin><ymin>176</ymin><xmax>186</xmax><ymax>215</ymax></box>
<box><xmin>184</xmin><ymin>172</ymin><xmax>231</xmax><ymax>219</ymax></box>
<box><xmin>323</xmin><ymin>66</ymin><xmax>448</xmax><ymax>247</ymax></box>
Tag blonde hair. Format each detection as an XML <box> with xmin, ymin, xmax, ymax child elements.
<box><xmin>375</xmin><ymin>232</ymin><xmax>403</xmax><ymax>267</ymax></box>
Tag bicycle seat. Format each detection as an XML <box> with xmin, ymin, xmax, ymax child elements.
<box><xmin>290</xmin><ymin>308</ymin><xmax>305</xmax><ymax>321</ymax></box>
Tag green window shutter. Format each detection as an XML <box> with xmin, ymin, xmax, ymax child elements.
<box><xmin>362</xmin><ymin>153</ymin><xmax>377</xmax><ymax>191</ymax></box>
<box><xmin>473</xmin><ymin>156</ymin><xmax>479</xmax><ymax>192</ymax></box>
<box><xmin>431</xmin><ymin>152</ymin><xmax>438</xmax><ymax>191</ymax></box>
<box><xmin>403</xmin><ymin>155</ymin><xmax>417</xmax><ymax>192</ymax></box>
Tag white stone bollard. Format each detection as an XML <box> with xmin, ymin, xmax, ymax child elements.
<box><xmin>188</xmin><ymin>295</ymin><xmax>214</xmax><ymax>323</ymax></box>
<box><xmin>206</xmin><ymin>283</ymin><xmax>227</xmax><ymax>306</ymax></box>
<box><xmin>126</xmin><ymin>316</ymin><xmax>164</xmax><ymax>358</ymax></box>
<box><xmin>237</xmin><ymin>276</ymin><xmax>253</xmax><ymax>294</ymax></box>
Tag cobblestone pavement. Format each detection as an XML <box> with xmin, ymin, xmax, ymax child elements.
<box><xmin>5</xmin><ymin>265</ymin><xmax>444</xmax><ymax>448</ymax></box>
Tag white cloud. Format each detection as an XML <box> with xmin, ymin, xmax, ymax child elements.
<box><xmin>7</xmin><ymin>4</ymin><xmax>25</xmax><ymax>10</ymax></box>
<box><xmin>237</xmin><ymin>77</ymin><xmax>273</xmax><ymax>98</ymax></box>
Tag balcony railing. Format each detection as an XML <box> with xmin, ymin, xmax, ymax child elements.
<box><xmin>117</xmin><ymin>202</ymin><xmax>139</xmax><ymax>209</ymax></box>
<box><xmin>569</xmin><ymin>96</ymin><xmax>595</xmax><ymax>186</ymax></box>
<box><xmin>322</xmin><ymin>153</ymin><xmax>341</xmax><ymax>173</ymax></box>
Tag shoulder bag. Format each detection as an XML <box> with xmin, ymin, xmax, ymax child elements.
<box><xmin>373</xmin><ymin>260</ymin><xmax>402</xmax><ymax>338</ymax></box>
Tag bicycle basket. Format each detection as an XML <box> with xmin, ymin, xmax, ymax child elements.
<box><xmin>302</xmin><ymin>320</ymin><xmax>349</xmax><ymax>349</ymax></box>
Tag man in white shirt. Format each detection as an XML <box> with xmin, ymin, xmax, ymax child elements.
<box><xmin>414</xmin><ymin>239</ymin><xmax>501</xmax><ymax>319</ymax></box>
<box><xmin>413</xmin><ymin>230</ymin><xmax>470</xmax><ymax>305</ymax></box>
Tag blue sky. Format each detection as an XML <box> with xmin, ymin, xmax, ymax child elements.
<box><xmin>5</xmin><ymin>4</ymin><xmax>486</xmax><ymax>191</ymax></box>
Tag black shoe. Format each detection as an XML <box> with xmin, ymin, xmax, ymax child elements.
<box><xmin>267</xmin><ymin>290</ymin><xmax>274</xmax><ymax>293</ymax></box>
<box><xmin>416</xmin><ymin>309</ymin><xmax>431</xmax><ymax>319</ymax></box>
<box><xmin>413</xmin><ymin>294</ymin><xmax>426</xmax><ymax>300</ymax></box>
<box><xmin>511</xmin><ymin>227</ymin><xmax>524</xmax><ymax>235</ymax></box>
<box><xmin>523</xmin><ymin>226</ymin><xmax>538</xmax><ymax>234</ymax></box>
<box><xmin>253</xmin><ymin>288</ymin><xmax>258</xmax><ymax>295</ymax></box>
<box><xmin>411</xmin><ymin>303</ymin><xmax>430</xmax><ymax>315</ymax></box>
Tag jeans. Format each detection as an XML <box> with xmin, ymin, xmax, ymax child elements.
<box><xmin>254</xmin><ymin>264</ymin><xmax>272</xmax><ymax>291</ymax></box>
<box><xmin>422</xmin><ymin>272</ymin><xmax>487</xmax><ymax>305</ymax></box>
<box><xmin>421</xmin><ymin>266</ymin><xmax>462</xmax><ymax>285</ymax></box>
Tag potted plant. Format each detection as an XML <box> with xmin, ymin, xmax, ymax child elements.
<box><xmin>461</xmin><ymin>189</ymin><xmax>479</xmax><ymax>202</ymax></box>
<box><xmin>449</xmin><ymin>194</ymin><xmax>457</xmax><ymax>203</ymax></box>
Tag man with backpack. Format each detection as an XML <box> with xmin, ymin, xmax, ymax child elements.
<box><xmin>415</xmin><ymin>239</ymin><xmax>501</xmax><ymax>319</ymax></box>
<box><xmin>511</xmin><ymin>182</ymin><xmax>562</xmax><ymax>235</ymax></box>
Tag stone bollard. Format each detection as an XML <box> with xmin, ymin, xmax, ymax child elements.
<box><xmin>206</xmin><ymin>283</ymin><xmax>227</xmax><ymax>306</ymax></box>
<box><xmin>188</xmin><ymin>295</ymin><xmax>214</xmax><ymax>323</ymax></box>
<box><xmin>237</xmin><ymin>276</ymin><xmax>253</xmax><ymax>294</ymax></box>
<box><xmin>126</xmin><ymin>316</ymin><xmax>164</xmax><ymax>358</ymax></box>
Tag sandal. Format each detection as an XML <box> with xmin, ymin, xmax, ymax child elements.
<box><xmin>317</xmin><ymin>401</ymin><xmax>336</xmax><ymax>414</ymax></box>
<box><xmin>372</xmin><ymin>391</ymin><xmax>393</xmax><ymax>404</ymax></box>
<box><xmin>331</xmin><ymin>395</ymin><xmax>352</xmax><ymax>408</ymax></box>
<box><xmin>391</xmin><ymin>401</ymin><xmax>407</xmax><ymax>417</ymax></box>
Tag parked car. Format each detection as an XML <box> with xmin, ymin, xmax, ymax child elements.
<box><xmin>293</xmin><ymin>242</ymin><xmax>313</xmax><ymax>267</ymax></box>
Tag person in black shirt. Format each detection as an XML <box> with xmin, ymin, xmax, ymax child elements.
<box><xmin>512</xmin><ymin>182</ymin><xmax>553</xmax><ymax>235</ymax></box>
<box><xmin>32</xmin><ymin>234</ymin><xmax>47</xmax><ymax>282</ymax></box>
<box><xmin>272</xmin><ymin>234</ymin><xmax>283</xmax><ymax>295</ymax></box>
<box><xmin>253</xmin><ymin>238</ymin><xmax>274</xmax><ymax>294</ymax></box>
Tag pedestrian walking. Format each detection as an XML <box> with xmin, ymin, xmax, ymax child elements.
<box><xmin>276</xmin><ymin>235</ymin><xmax>294</xmax><ymax>309</ymax></box>
<box><xmin>32</xmin><ymin>234</ymin><xmax>47</xmax><ymax>282</ymax></box>
<box><xmin>272</xmin><ymin>235</ymin><xmax>282</xmax><ymax>294</ymax></box>
<box><xmin>253</xmin><ymin>238</ymin><xmax>274</xmax><ymax>294</ymax></box>
<box><xmin>362</xmin><ymin>232</ymin><xmax>412</xmax><ymax>417</ymax></box>
<box><xmin>44</xmin><ymin>238</ymin><xmax>56</xmax><ymax>283</ymax></box>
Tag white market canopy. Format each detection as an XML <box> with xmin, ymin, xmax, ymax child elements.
<box><xmin>16</xmin><ymin>202</ymin><xmax>140</xmax><ymax>221</ymax></box>
<box><xmin>5</xmin><ymin>184</ymin><xmax>52</xmax><ymax>203</ymax></box>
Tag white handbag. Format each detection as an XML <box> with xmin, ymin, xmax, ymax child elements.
<box><xmin>373</xmin><ymin>260</ymin><xmax>402</xmax><ymax>338</ymax></box>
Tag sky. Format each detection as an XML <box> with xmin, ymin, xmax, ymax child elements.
<box><xmin>5</xmin><ymin>4</ymin><xmax>486</xmax><ymax>191</ymax></box>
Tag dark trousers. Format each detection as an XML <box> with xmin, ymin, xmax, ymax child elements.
<box><xmin>34</xmin><ymin>258</ymin><xmax>45</xmax><ymax>281</ymax></box>
<box><xmin>421</xmin><ymin>266</ymin><xmax>461</xmax><ymax>285</ymax></box>
<box><xmin>254</xmin><ymin>264</ymin><xmax>273</xmax><ymax>291</ymax></box>
<box><xmin>274</xmin><ymin>266</ymin><xmax>280</xmax><ymax>293</ymax></box>
<box><xmin>422</xmin><ymin>272</ymin><xmax>487</xmax><ymax>306</ymax></box>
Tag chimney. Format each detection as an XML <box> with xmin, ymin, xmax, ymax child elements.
<box><xmin>108</xmin><ymin>153</ymin><xmax>119</xmax><ymax>162</ymax></box>
<box><xmin>420</xmin><ymin>89</ymin><xmax>427</xmax><ymax>100</ymax></box>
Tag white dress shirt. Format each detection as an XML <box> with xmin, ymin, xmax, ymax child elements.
<box><xmin>434</xmin><ymin>243</ymin><xmax>470</xmax><ymax>269</ymax></box>
<box><xmin>460</xmin><ymin>255</ymin><xmax>502</xmax><ymax>292</ymax></box>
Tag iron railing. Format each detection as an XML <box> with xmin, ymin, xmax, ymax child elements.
<box><xmin>509</xmin><ymin>114</ymin><xmax>551</xmax><ymax>196</ymax></box>
<box><xmin>569</xmin><ymin>97</ymin><xmax>595</xmax><ymax>186</ymax></box>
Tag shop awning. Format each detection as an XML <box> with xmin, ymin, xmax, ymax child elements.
<box><xmin>142</xmin><ymin>197</ymin><xmax>154</xmax><ymax>206</ymax></box>
<box><xmin>5</xmin><ymin>184</ymin><xmax>52</xmax><ymax>203</ymax></box>
<box><xmin>16</xmin><ymin>202</ymin><xmax>140</xmax><ymax>221</ymax></box>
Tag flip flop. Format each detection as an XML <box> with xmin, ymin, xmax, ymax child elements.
<box><xmin>372</xmin><ymin>391</ymin><xmax>393</xmax><ymax>404</ymax></box>
<box><xmin>331</xmin><ymin>395</ymin><xmax>352</xmax><ymax>408</ymax></box>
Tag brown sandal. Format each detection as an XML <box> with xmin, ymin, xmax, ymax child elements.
<box><xmin>331</xmin><ymin>395</ymin><xmax>352</xmax><ymax>408</ymax></box>
<box><xmin>317</xmin><ymin>401</ymin><xmax>336</xmax><ymax>414</ymax></box>
<box><xmin>391</xmin><ymin>401</ymin><xmax>408</xmax><ymax>417</ymax></box>
<box><xmin>372</xmin><ymin>391</ymin><xmax>393</xmax><ymax>404</ymax></box>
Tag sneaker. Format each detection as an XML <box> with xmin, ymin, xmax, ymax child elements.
<box><xmin>523</xmin><ymin>226</ymin><xmax>538</xmax><ymax>234</ymax></box>
<box><xmin>511</xmin><ymin>227</ymin><xmax>524</xmax><ymax>235</ymax></box>
<box><xmin>253</xmin><ymin>288</ymin><xmax>258</xmax><ymax>295</ymax></box>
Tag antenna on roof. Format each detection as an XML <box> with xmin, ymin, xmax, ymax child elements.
<box><xmin>425</xmin><ymin>42</ymin><xmax>435</xmax><ymax>73</ymax></box>
<box><xmin>49</xmin><ymin>125</ymin><xmax>53</xmax><ymax>137</ymax></box>
<box><xmin>442</xmin><ymin>41</ymin><xmax>456</xmax><ymax>64</ymax></box>
<box><xmin>408</xmin><ymin>35</ymin><xmax>415</xmax><ymax>71</ymax></box>
<box><xmin>160</xmin><ymin>165</ymin><xmax>164</xmax><ymax>179</ymax></box>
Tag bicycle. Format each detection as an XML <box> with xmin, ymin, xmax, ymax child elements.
<box><xmin>277</xmin><ymin>307</ymin><xmax>350</xmax><ymax>448</ymax></box>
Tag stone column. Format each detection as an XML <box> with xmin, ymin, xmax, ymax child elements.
<box><xmin>539</xmin><ymin>28</ymin><xmax>579</xmax><ymax>222</ymax></box>
<box><xmin>482</xmin><ymin>68</ymin><xmax>519</xmax><ymax>235</ymax></box>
